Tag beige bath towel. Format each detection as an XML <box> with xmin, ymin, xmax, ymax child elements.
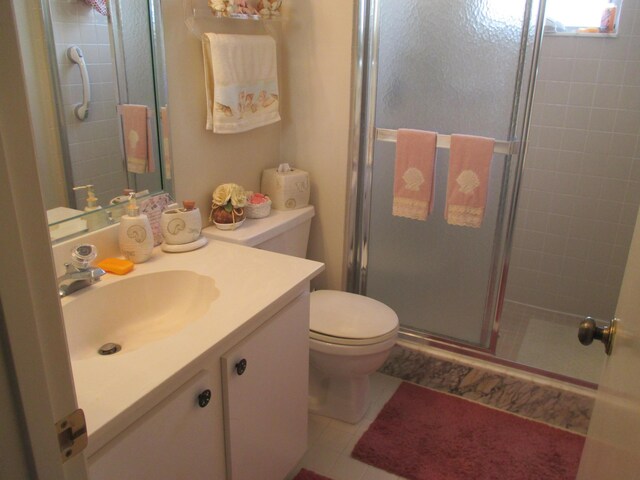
<box><xmin>202</xmin><ymin>33</ymin><xmax>280</xmax><ymax>134</ymax></box>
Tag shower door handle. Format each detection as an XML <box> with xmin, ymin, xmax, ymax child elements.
<box><xmin>578</xmin><ymin>317</ymin><xmax>617</xmax><ymax>355</ymax></box>
<box><xmin>67</xmin><ymin>46</ymin><xmax>91</xmax><ymax>121</ymax></box>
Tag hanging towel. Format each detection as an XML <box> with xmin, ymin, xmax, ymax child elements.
<box><xmin>118</xmin><ymin>104</ymin><xmax>154</xmax><ymax>174</ymax></box>
<box><xmin>444</xmin><ymin>134</ymin><xmax>495</xmax><ymax>228</ymax></box>
<box><xmin>392</xmin><ymin>129</ymin><xmax>437</xmax><ymax>221</ymax></box>
<box><xmin>83</xmin><ymin>0</ymin><xmax>108</xmax><ymax>16</ymax></box>
<box><xmin>202</xmin><ymin>33</ymin><xmax>280</xmax><ymax>134</ymax></box>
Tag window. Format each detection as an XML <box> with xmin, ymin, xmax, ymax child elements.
<box><xmin>545</xmin><ymin>0</ymin><xmax>621</xmax><ymax>34</ymax></box>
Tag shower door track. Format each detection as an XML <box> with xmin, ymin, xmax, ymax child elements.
<box><xmin>398</xmin><ymin>327</ymin><xmax>598</xmax><ymax>390</ymax></box>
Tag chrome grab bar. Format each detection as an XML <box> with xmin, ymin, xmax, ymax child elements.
<box><xmin>67</xmin><ymin>46</ymin><xmax>91</xmax><ymax>121</ymax></box>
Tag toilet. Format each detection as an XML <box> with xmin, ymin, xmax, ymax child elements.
<box><xmin>203</xmin><ymin>205</ymin><xmax>399</xmax><ymax>423</ymax></box>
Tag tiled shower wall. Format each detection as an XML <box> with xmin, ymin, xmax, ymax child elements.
<box><xmin>51</xmin><ymin>0</ymin><xmax>125</xmax><ymax>207</ymax></box>
<box><xmin>505</xmin><ymin>0</ymin><xmax>640</xmax><ymax>320</ymax></box>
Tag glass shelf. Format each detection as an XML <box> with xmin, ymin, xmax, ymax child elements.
<box><xmin>185</xmin><ymin>6</ymin><xmax>281</xmax><ymax>38</ymax></box>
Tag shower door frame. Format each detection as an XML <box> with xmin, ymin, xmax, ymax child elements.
<box><xmin>346</xmin><ymin>0</ymin><xmax>551</xmax><ymax>359</ymax></box>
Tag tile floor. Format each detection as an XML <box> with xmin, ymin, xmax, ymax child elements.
<box><xmin>496</xmin><ymin>301</ymin><xmax>605</xmax><ymax>384</ymax></box>
<box><xmin>286</xmin><ymin>373</ymin><xmax>405</xmax><ymax>480</ymax></box>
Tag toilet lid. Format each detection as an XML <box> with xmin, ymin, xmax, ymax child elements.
<box><xmin>310</xmin><ymin>290</ymin><xmax>399</xmax><ymax>341</ymax></box>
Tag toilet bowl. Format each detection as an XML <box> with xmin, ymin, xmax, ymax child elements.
<box><xmin>309</xmin><ymin>290</ymin><xmax>398</xmax><ymax>423</ymax></box>
<box><xmin>202</xmin><ymin>206</ymin><xmax>399</xmax><ymax>423</ymax></box>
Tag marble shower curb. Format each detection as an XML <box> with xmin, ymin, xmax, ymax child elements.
<box><xmin>380</xmin><ymin>344</ymin><xmax>594</xmax><ymax>434</ymax></box>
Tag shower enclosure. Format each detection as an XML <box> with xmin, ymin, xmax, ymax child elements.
<box><xmin>350</xmin><ymin>0</ymin><xmax>640</xmax><ymax>385</ymax></box>
<box><xmin>349</xmin><ymin>0</ymin><xmax>545</xmax><ymax>368</ymax></box>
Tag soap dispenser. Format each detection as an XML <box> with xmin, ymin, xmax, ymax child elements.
<box><xmin>118</xmin><ymin>192</ymin><xmax>154</xmax><ymax>263</ymax></box>
<box><xmin>73</xmin><ymin>184</ymin><xmax>107</xmax><ymax>231</ymax></box>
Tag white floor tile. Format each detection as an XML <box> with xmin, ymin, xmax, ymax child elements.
<box><xmin>327</xmin><ymin>455</ymin><xmax>368</xmax><ymax>480</ymax></box>
<box><xmin>362</xmin><ymin>465</ymin><xmax>401</xmax><ymax>480</ymax></box>
<box><xmin>289</xmin><ymin>373</ymin><xmax>403</xmax><ymax>480</ymax></box>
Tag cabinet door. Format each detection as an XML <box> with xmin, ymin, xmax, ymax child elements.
<box><xmin>88</xmin><ymin>370</ymin><xmax>225</xmax><ymax>480</ymax></box>
<box><xmin>222</xmin><ymin>293</ymin><xmax>310</xmax><ymax>480</ymax></box>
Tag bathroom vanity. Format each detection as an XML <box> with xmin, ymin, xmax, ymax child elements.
<box><xmin>58</xmin><ymin>237</ymin><xmax>323</xmax><ymax>479</ymax></box>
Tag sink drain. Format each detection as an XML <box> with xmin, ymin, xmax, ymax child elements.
<box><xmin>98</xmin><ymin>343</ymin><xmax>121</xmax><ymax>355</ymax></box>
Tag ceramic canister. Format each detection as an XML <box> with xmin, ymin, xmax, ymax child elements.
<box><xmin>160</xmin><ymin>207</ymin><xmax>202</xmax><ymax>245</ymax></box>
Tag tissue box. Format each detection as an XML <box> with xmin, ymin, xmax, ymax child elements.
<box><xmin>261</xmin><ymin>166</ymin><xmax>310</xmax><ymax>210</ymax></box>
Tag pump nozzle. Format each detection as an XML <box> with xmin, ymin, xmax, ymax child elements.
<box><xmin>126</xmin><ymin>192</ymin><xmax>140</xmax><ymax>216</ymax></box>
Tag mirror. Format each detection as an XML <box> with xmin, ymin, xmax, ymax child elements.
<box><xmin>38</xmin><ymin>0</ymin><xmax>173</xmax><ymax>232</ymax></box>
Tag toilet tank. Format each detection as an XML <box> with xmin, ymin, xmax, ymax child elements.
<box><xmin>202</xmin><ymin>205</ymin><xmax>314</xmax><ymax>258</ymax></box>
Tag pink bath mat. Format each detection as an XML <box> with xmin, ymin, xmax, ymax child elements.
<box><xmin>352</xmin><ymin>382</ymin><xmax>585</xmax><ymax>480</ymax></box>
<box><xmin>292</xmin><ymin>468</ymin><xmax>333</xmax><ymax>480</ymax></box>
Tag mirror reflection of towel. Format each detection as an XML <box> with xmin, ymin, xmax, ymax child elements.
<box><xmin>83</xmin><ymin>0</ymin><xmax>108</xmax><ymax>16</ymax></box>
<box><xmin>118</xmin><ymin>104</ymin><xmax>155</xmax><ymax>174</ymax></box>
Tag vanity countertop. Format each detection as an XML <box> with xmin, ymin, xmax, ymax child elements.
<box><xmin>60</xmin><ymin>239</ymin><xmax>324</xmax><ymax>455</ymax></box>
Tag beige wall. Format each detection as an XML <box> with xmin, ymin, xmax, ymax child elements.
<box><xmin>162</xmin><ymin>0</ymin><xmax>354</xmax><ymax>290</ymax></box>
<box><xmin>280</xmin><ymin>1</ymin><xmax>354</xmax><ymax>289</ymax></box>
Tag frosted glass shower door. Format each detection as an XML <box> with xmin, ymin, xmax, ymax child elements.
<box><xmin>364</xmin><ymin>0</ymin><xmax>535</xmax><ymax>347</ymax></box>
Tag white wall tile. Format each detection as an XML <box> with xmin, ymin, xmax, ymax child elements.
<box><xmin>506</xmin><ymin>6</ymin><xmax>640</xmax><ymax>320</ymax></box>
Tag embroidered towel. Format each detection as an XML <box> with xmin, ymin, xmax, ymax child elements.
<box><xmin>392</xmin><ymin>129</ymin><xmax>437</xmax><ymax>221</ymax></box>
<box><xmin>118</xmin><ymin>104</ymin><xmax>154</xmax><ymax>174</ymax></box>
<box><xmin>202</xmin><ymin>33</ymin><xmax>280</xmax><ymax>134</ymax></box>
<box><xmin>445</xmin><ymin>134</ymin><xmax>495</xmax><ymax>228</ymax></box>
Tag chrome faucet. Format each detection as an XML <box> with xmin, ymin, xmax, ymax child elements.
<box><xmin>57</xmin><ymin>244</ymin><xmax>106</xmax><ymax>298</ymax></box>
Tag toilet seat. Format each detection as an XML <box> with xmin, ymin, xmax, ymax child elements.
<box><xmin>310</xmin><ymin>290</ymin><xmax>399</xmax><ymax>346</ymax></box>
<box><xmin>309</xmin><ymin>329</ymin><xmax>398</xmax><ymax>346</ymax></box>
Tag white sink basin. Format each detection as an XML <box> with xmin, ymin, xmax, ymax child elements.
<box><xmin>63</xmin><ymin>270</ymin><xmax>218</xmax><ymax>360</ymax></box>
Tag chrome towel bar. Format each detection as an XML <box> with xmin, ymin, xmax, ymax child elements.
<box><xmin>375</xmin><ymin>128</ymin><xmax>519</xmax><ymax>155</ymax></box>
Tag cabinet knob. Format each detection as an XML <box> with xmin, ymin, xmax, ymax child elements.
<box><xmin>235</xmin><ymin>358</ymin><xmax>247</xmax><ymax>376</ymax></box>
<box><xmin>198</xmin><ymin>389</ymin><xmax>212</xmax><ymax>408</ymax></box>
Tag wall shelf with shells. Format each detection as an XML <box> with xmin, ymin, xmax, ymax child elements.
<box><xmin>184</xmin><ymin>0</ymin><xmax>283</xmax><ymax>38</ymax></box>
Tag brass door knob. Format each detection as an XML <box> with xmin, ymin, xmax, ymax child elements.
<box><xmin>578</xmin><ymin>317</ymin><xmax>616</xmax><ymax>355</ymax></box>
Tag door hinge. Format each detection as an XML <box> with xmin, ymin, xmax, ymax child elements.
<box><xmin>55</xmin><ymin>408</ymin><xmax>88</xmax><ymax>462</ymax></box>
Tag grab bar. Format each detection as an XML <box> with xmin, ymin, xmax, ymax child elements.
<box><xmin>67</xmin><ymin>46</ymin><xmax>91</xmax><ymax>121</ymax></box>
<box><xmin>375</xmin><ymin>128</ymin><xmax>519</xmax><ymax>155</ymax></box>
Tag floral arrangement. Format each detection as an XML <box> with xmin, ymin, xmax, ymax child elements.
<box><xmin>209</xmin><ymin>183</ymin><xmax>247</xmax><ymax>226</ymax></box>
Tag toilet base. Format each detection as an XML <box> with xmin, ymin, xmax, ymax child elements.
<box><xmin>308</xmin><ymin>364</ymin><xmax>370</xmax><ymax>424</ymax></box>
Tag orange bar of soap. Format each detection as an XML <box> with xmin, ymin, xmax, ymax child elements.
<box><xmin>98</xmin><ymin>258</ymin><xmax>134</xmax><ymax>275</ymax></box>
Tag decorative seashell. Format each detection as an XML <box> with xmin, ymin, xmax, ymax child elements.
<box><xmin>402</xmin><ymin>167</ymin><xmax>425</xmax><ymax>192</ymax></box>
<box><xmin>126</xmin><ymin>225</ymin><xmax>148</xmax><ymax>244</ymax></box>
<box><xmin>215</xmin><ymin>102</ymin><xmax>233</xmax><ymax>117</ymax></box>
<box><xmin>257</xmin><ymin>0</ymin><xmax>281</xmax><ymax>17</ymax></box>
<box><xmin>166</xmin><ymin>218</ymin><xmax>186</xmax><ymax>235</ymax></box>
<box><xmin>208</xmin><ymin>0</ymin><xmax>227</xmax><ymax>13</ymax></box>
<box><xmin>456</xmin><ymin>170</ymin><xmax>480</xmax><ymax>194</ymax></box>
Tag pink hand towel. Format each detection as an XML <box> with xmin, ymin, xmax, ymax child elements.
<box><xmin>445</xmin><ymin>134</ymin><xmax>495</xmax><ymax>228</ymax></box>
<box><xmin>392</xmin><ymin>129</ymin><xmax>437</xmax><ymax>221</ymax></box>
<box><xmin>118</xmin><ymin>104</ymin><xmax>155</xmax><ymax>174</ymax></box>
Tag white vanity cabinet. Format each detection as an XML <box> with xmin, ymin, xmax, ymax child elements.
<box><xmin>86</xmin><ymin>290</ymin><xmax>310</xmax><ymax>480</ymax></box>
<box><xmin>221</xmin><ymin>292</ymin><xmax>310</xmax><ymax>480</ymax></box>
<box><xmin>88</xmin><ymin>370</ymin><xmax>226</xmax><ymax>480</ymax></box>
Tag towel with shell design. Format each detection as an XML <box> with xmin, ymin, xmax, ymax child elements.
<box><xmin>202</xmin><ymin>33</ymin><xmax>280</xmax><ymax>134</ymax></box>
<box><xmin>392</xmin><ymin>129</ymin><xmax>437</xmax><ymax>221</ymax></box>
<box><xmin>445</xmin><ymin>134</ymin><xmax>495</xmax><ymax>228</ymax></box>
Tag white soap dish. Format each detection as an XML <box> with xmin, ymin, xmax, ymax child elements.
<box><xmin>161</xmin><ymin>236</ymin><xmax>208</xmax><ymax>253</ymax></box>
